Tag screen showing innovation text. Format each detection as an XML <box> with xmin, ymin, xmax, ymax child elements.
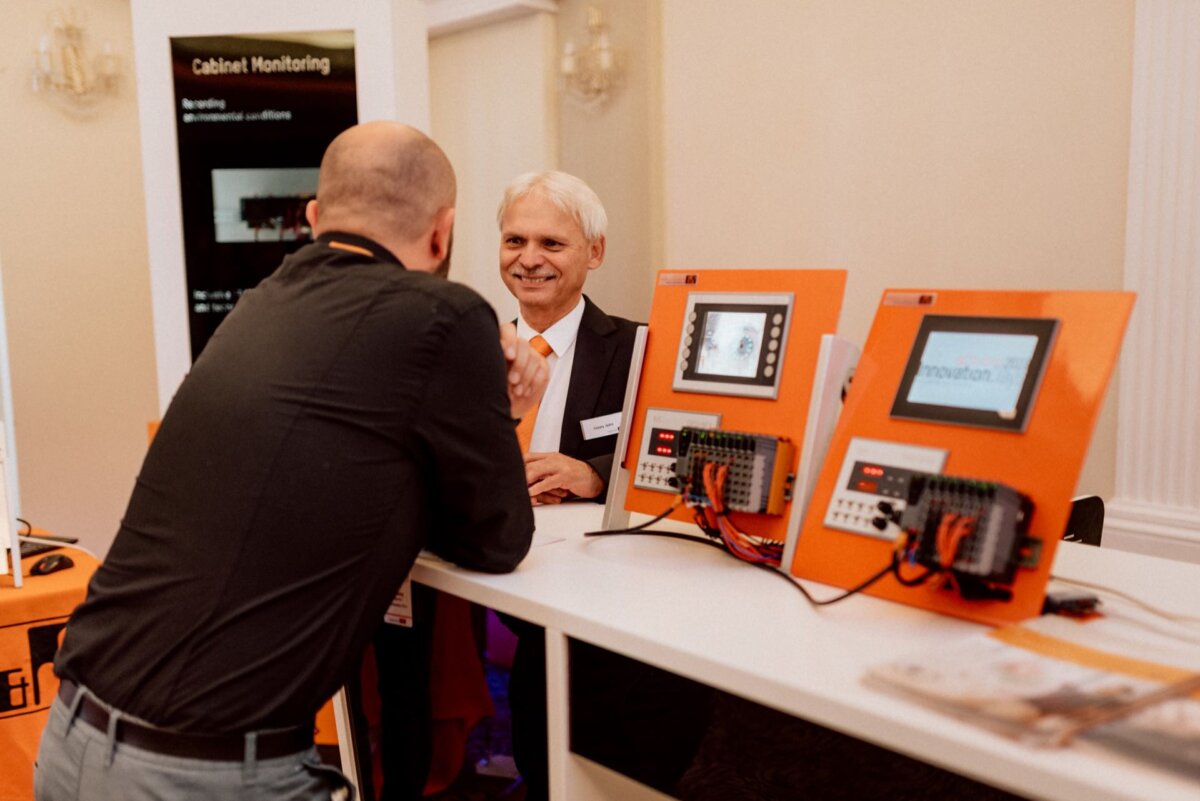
<box><xmin>906</xmin><ymin>331</ymin><xmax>1038</xmax><ymax>418</ymax></box>
<box><xmin>890</xmin><ymin>314</ymin><xmax>1058</xmax><ymax>432</ymax></box>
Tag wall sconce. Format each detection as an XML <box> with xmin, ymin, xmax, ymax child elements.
<box><xmin>31</xmin><ymin>8</ymin><xmax>122</xmax><ymax>117</ymax></box>
<box><xmin>559</xmin><ymin>6</ymin><xmax>624</xmax><ymax>111</ymax></box>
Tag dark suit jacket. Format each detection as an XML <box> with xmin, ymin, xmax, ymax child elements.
<box><xmin>551</xmin><ymin>295</ymin><xmax>640</xmax><ymax>501</ymax></box>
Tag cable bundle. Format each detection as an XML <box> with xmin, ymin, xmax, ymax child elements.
<box><xmin>692</xmin><ymin>462</ymin><xmax>785</xmax><ymax>566</ymax></box>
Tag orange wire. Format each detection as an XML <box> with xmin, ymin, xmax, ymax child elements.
<box><xmin>935</xmin><ymin>512</ymin><xmax>955</xmax><ymax>568</ymax></box>
<box><xmin>936</xmin><ymin>512</ymin><xmax>977</xmax><ymax>570</ymax></box>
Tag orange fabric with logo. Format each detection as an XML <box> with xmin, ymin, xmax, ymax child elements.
<box><xmin>1</xmin><ymin>547</ymin><xmax>98</xmax><ymax>801</ymax></box>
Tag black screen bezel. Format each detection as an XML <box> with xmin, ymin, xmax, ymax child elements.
<box><xmin>680</xmin><ymin>303</ymin><xmax>786</xmax><ymax>388</ymax></box>
<box><xmin>890</xmin><ymin>315</ymin><xmax>1059</xmax><ymax>432</ymax></box>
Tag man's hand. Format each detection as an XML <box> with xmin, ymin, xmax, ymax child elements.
<box><xmin>530</xmin><ymin>487</ymin><xmax>570</xmax><ymax>506</ymax></box>
<box><xmin>524</xmin><ymin>452</ymin><xmax>604</xmax><ymax>503</ymax></box>
<box><xmin>499</xmin><ymin>322</ymin><xmax>549</xmax><ymax>421</ymax></box>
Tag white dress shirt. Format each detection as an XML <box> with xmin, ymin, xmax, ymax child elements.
<box><xmin>517</xmin><ymin>297</ymin><xmax>586</xmax><ymax>453</ymax></box>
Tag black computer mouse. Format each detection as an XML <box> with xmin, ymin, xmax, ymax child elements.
<box><xmin>30</xmin><ymin>553</ymin><xmax>74</xmax><ymax>576</ymax></box>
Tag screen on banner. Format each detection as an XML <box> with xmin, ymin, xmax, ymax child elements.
<box><xmin>890</xmin><ymin>315</ymin><xmax>1059</xmax><ymax>432</ymax></box>
<box><xmin>170</xmin><ymin>32</ymin><xmax>357</xmax><ymax>359</ymax></box>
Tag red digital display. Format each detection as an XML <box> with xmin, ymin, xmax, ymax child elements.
<box><xmin>647</xmin><ymin>428</ymin><xmax>679</xmax><ymax>457</ymax></box>
<box><xmin>855</xmin><ymin>480</ymin><xmax>879</xmax><ymax>493</ymax></box>
<box><xmin>862</xmin><ymin>465</ymin><xmax>884</xmax><ymax>477</ymax></box>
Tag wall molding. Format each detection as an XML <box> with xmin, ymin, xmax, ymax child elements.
<box><xmin>1111</xmin><ymin>0</ymin><xmax>1200</xmax><ymax>559</ymax></box>
<box><xmin>1105</xmin><ymin>500</ymin><xmax>1200</xmax><ymax>563</ymax></box>
<box><xmin>424</xmin><ymin>0</ymin><xmax>557</xmax><ymax>39</ymax></box>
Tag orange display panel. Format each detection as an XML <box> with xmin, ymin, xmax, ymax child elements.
<box><xmin>623</xmin><ymin>269</ymin><xmax>847</xmax><ymax>545</ymax></box>
<box><xmin>790</xmin><ymin>289</ymin><xmax>1135</xmax><ymax>626</ymax></box>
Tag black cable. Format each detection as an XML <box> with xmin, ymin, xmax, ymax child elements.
<box><xmin>691</xmin><ymin>508</ymin><xmax>721</xmax><ymax>540</ymax></box>
<box><xmin>584</xmin><ymin>527</ymin><xmax>727</xmax><ymax>552</ymax></box>
<box><xmin>789</xmin><ymin>560</ymin><xmax>894</xmax><ymax>607</ymax></box>
<box><xmin>891</xmin><ymin>556</ymin><xmax>940</xmax><ymax>587</ymax></box>
<box><xmin>584</xmin><ymin>497</ymin><xmax>684</xmax><ymax>537</ymax></box>
<box><xmin>583</xmin><ymin>526</ymin><xmax>898</xmax><ymax>608</ymax></box>
<box><xmin>16</xmin><ymin>517</ymin><xmax>31</xmax><ymax>535</ymax></box>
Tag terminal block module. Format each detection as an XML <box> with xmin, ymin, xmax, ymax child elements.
<box><xmin>897</xmin><ymin>475</ymin><xmax>1033</xmax><ymax>585</ymax></box>
<box><xmin>675</xmin><ymin>428</ymin><xmax>795</xmax><ymax>516</ymax></box>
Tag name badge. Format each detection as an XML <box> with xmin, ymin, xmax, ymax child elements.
<box><xmin>581</xmin><ymin>412</ymin><xmax>621</xmax><ymax>441</ymax></box>
<box><xmin>383</xmin><ymin>577</ymin><xmax>413</xmax><ymax>627</ymax></box>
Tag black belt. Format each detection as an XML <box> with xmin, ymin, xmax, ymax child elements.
<box><xmin>58</xmin><ymin>680</ymin><xmax>314</xmax><ymax>761</ymax></box>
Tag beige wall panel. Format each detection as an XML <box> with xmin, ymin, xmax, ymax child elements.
<box><xmin>0</xmin><ymin>2</ymin><xmax>158</xmax><ymax>555</ymax></box>
<box><xmin>660</xmin><ymin>0</ymin><xmax>1133</xmax><ymax>498</ymax></box>
<box><xmin>429</xmin><ymin>12</ymin><xmax>559</xmax><ymax>319</ymax></box>
<box><xmin>556</xmin><ymin>0</ymin><xmax>661</xmax><ymax>325</ymax></box>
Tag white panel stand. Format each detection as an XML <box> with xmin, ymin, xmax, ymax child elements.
<box><xmin>601</xmin><ymin>326</ymin><xmax>648</xmax><ymax>532</ymax></box>
<box><xmin>0</xmin><ymin>429</ymin><xmax>18</xmax><ymax>587</ymax></box>
<box><xmin>781</xmin><ymin>335</ymin><xmax>858</xmax><ymax>570</ymax></box>
<box><xmin>330</xmin><ymin>687</ymin><xmax>360</xmax><ymax>793</ymax></box>
<box><xmin>544</xmin><ymin>628</ymin><xmax>570</xmax><ymax>800</ymax></box>
<box><xmin>0</xmin><ymin>254</ymin><xmax>21</xmax><ymax>584</ymax></box>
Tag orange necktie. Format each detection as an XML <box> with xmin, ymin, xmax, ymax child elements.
<box><xmin>514</xmin><ymin>335</ymin><xmax>553</xmax><ymax>453</ymax></box>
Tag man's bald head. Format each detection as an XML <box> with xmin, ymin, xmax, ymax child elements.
<box><xmin>313</xmin><ymin>122</ymin><xmax>456</xmax><ymax>245</ymax></box>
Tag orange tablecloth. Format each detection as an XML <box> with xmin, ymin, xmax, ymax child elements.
<box><xmin>1</xmin><ymin>548</ymin><xmax>97</xmax><ymax>801</ymax></box>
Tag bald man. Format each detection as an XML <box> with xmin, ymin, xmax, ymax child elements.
<box><xmin>35</xmin><ymin>122</ymin><xmax>545</xmax><ymax>801</ymax></box>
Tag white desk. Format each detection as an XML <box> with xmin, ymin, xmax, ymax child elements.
<box><xmin>411</xmin><ymin>504</ymin><xmax>1200</xmax><ymax>801</ymax></box>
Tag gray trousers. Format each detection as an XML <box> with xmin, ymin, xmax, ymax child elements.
<box><xmin>34</xmin><ymin>688</ymin><xmax>353</xmax><ymax>801</ymax></box>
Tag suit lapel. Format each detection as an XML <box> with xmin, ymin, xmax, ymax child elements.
<box><xmin>560</xmin><ymin>297</ymin><xmax>617</xmax><ymax>455</ymax></box>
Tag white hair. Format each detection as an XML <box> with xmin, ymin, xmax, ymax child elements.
<box><xmin>497</xmin><ymin>171</ymin><xmax>607</xmax><ymax>241</ymax></box>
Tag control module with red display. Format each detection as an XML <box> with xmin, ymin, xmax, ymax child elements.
<box><xmin>634</xmin><ymin>408</ymin><xmax>722</xmax><ymax>494</ymax></box>
<box><xmin>824</xmin><ymin>437</ymin><xmax>948</xmax><ymax>537</ymax></box>
<box><xmin>824</xmin><ymin>436</ymin><xmax>1038</xmax><ymax>598</ymax></box>
<box><xmin>846</xmin><ymin>461</ymin><xmax>914</xmax><ymax>500</ymax></box>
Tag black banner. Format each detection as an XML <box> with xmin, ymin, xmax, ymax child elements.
<box><xmin>170</xmin><ymin>32</ymin><xmax>357</xmax><ymax>359</ymax></box>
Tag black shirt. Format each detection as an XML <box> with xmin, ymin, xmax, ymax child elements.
<box><xmin>55</xmin><ymin>232</ymin><xmax>533</xmax><ymax>733</ymax></box>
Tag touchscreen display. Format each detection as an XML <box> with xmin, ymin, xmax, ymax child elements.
<box><xmin>905</xmin><ymin>331</ymin><xmax>1038</xmax><ymax>418</ymax></box>
<box><xmin>696</xmin><ymin>311</ymin><xmax>767</xmax><ymax>379</ymax></box>
<box><xmin>673</xmin><ymin>293</ymin><xmax>792</xmax><ymax>399</ymax></box>
<box><xmin>890</xmin><ymin>315</ymin><xmax>1058</xmax><ymax>432</ymax></box>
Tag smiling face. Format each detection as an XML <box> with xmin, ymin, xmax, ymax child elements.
<box><xmin>499</xmin><ymin>190</ymin><xmax>604</xmax><ymax>332</ymax></box>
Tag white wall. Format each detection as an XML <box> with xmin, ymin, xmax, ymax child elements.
<box><xmin>426</xmin><ymin>1</ymin><xmax>661</xmax><ymax>327</ymax></box>
<box><xmin>556</xmin><ymin>0</ymin><xmax>661</xmax><ymax>325</ymax></box>
<box><xmin>0</xmin><ymin>1</ymin><xmax>159</xmax><ymax>556</ymax></box>
<box><xmin>658</xmin><ymin>0</ymin><xmax>1134</xmax><ymax>499</ymax></box>
<box><xmin>428</xmin><ymin>10</ymin><xmax>559</xmax><ymax>317</ymax></box>
<box><xmin>1107</xmin><ymin>0</ymin><xmax>1200</xmax><ymax>562</ymax></box>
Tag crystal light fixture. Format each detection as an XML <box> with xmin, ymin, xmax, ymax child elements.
<box><xmin>31</xmin><ymin>8</ymin><xmax>122</xmax><ymax>117</ymax></box>
<box><xmin>559</xmin><ymin>6</ymin><xmax>624</xmax><ymax>111</ymax></box>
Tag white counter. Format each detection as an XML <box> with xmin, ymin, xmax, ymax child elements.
<box><xmin>412</xmin><ymin>504</ymin><xmax>1200</xmax><ymax>801</ymax></box>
